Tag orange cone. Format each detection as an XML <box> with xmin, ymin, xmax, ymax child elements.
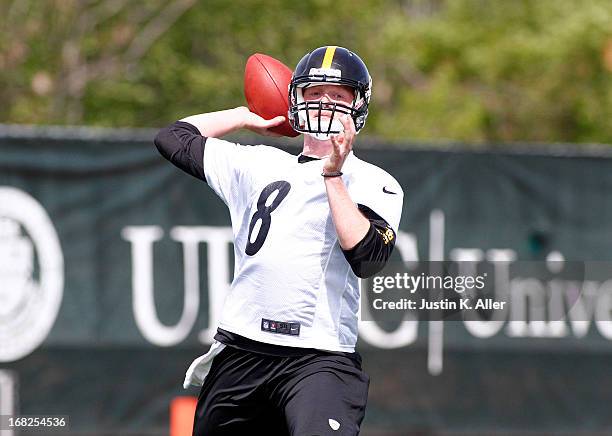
<box><xmin>170</xmin><ymin>396</ymin><xmax>198</xmax><ymax>436</ymax></box>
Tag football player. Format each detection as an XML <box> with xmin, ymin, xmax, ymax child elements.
<box><xmin>155</xmin><ymin>46</ymin><xmax>403</xmax><ymax>435</ymax></box>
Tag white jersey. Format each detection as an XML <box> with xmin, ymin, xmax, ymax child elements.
<box><xmin>203</xmin><ymin>138</ymin><xmax>403</xmax><ymax>352</ymax></box>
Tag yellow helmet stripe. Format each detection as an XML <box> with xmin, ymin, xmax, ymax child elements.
<box><xmin>321</xmin><ymin>46</ymin><xmax>337</xmax><ymax>69</ymax></box>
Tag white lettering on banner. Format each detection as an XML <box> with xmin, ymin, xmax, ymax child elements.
<box><xmin>187</xmin><ymin>227</ymin><xmax>233</xmax><ymax>344</ymax></box>
<box><xmin>461</xmin><ymin>249</ymin><xmax>514</xmax><ymax>338</ymax></box>
<box><xmin>122</xmin><ymin>208</ymin><xmax>612</xmax><ymax>376</ymax></box>
<box><xmin>546</xmin><ymin>280</ymin><xmax>570</xmax><ymax>337</ymax></box>
<box><xmin>0</xmin><ymin>187</ymin><xmax>63</xmax><ymax>362</ymax></box>
<box><xmin>565</xmin><ymin>281</ymin><xmax>598</xmax><ymax>338</ymax></box>
<box><xmin>595</xmin><ymin>279</ymin><xmax>612</xmax><ymax>339</ymax></box>
<box><xmin>356</xmin><ymin>209</ymin><xmax>611</xmax><ymax>375</ymax></box>
<box><xmin>424</xmin><ymin>210</ymin><xmax>445</xmax><ymax>375</ymax></box>
<box><xmin>507</xmin><ymin>278</ymin><xmax>565</xmax><ymax>338</ymax></box>
<box><xmin>121</xmin><ymin>226</ymin><xmax>233</xmax><ymax>346</ymax></box>
<box><xmin>0</xmin><ymin>370</ymin><xmax>16</xmax><ymax>436</ymax></box>
<box><xmin>122</xmin><ymin>226</ymin><xmax>169</xmax><ymax>345</ymax></box>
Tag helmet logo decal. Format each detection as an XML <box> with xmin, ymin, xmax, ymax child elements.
<box><xmin>308</xmin><ymin>68</ymin><xmax>341</xmax><ymax>79</ymax></box>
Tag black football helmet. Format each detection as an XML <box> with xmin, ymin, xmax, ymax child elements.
<box><xmin>288</xmin><ymin>46</ymin><xmax>372</xmax><ymax>139</ymax></box>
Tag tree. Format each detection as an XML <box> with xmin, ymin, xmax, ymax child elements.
<box><xmin>2</xmin><ymin>0</ymin><xmax>611</xmax><ymax>145</ymax></box>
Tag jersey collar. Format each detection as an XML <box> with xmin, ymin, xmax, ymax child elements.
<box><xmin>297</xmin><ymin>154</ymin><xmax>321</xmax><ymax>163</ymax></box>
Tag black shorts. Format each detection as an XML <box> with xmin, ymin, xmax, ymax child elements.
<box><xmin>192</xmin><ymin>345</ymin><xmax>370</xmax><ymax>436</ymax></box>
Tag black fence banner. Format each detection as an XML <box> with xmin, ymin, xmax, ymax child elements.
<box><xmin>1</xmin><ymin>127</ymin><xmax>611</xmax><ymax>434</ymax></box>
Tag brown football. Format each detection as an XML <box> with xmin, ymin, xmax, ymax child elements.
<box><xmin>244</xmin><ymin>53</ymin><xmax>299</xmax><ymax>137</ymax></box>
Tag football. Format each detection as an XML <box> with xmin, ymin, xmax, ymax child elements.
<box><xmin>244</xmin><ymin>53</ymin><xmax>299</xmax><ymax>137</ymax></box>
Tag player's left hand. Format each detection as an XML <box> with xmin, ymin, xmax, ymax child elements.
<box><xmin>323</xmin><ymin>114</ymin><xmax>355</xmax><ymax>174</ymax></box>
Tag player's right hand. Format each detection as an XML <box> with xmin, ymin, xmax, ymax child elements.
<box><xmin>237</xmin><ymin>107</ymin><xmax>285</xmax><ymax>137</ymax></box>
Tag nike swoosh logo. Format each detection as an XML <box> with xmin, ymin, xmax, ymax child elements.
<box><xmin>383</xmin><ymin>186</ymin><xmax>397</xmax><ymax>195</ymax></box>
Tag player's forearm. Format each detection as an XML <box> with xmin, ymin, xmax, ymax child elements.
<box><xmin>180</xmin><ymin>107</ymin><xmax>246</xmax><ymax>138</ymax></box>
<box><xmin>324</xmin><ymin>177</ymin><xmax>371</xmax><ymax>250</ymax></box>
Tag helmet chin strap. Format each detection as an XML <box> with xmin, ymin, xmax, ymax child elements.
<box><xmin>303</xmin><ymin>118</ymin><xmax>344</xmax><ymax>141</ymax></box>
<box><xmin>306</xmin><ymin>132</ymin><xmax>333</xmax><ymax>141</ymax></box>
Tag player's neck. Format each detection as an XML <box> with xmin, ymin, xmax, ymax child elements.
<box><xmin>302</xmin><ymin>135</ymin><xmax>333</xmax><ymax>159</ymax></box>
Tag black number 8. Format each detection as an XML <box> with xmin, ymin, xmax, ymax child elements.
<box><xmin>245</xmin><ymin>180</ymin><xmax>291</xmax><ymax>255</ymax></box>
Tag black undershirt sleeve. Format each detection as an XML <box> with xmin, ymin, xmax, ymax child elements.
<box><xmin>342</xmin><ymin>204</ymin><xmax>396</xmax><ymax>279</ymax></box>
<box><xmin>154</xmin><ymin>120</ymin><xmax>207</xmax><ymax>181</ymax></box>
